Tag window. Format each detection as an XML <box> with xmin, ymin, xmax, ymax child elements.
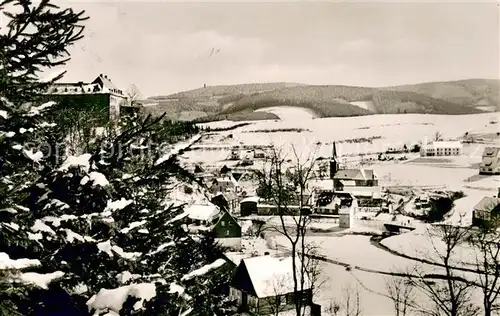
<box><xmin>225</xmin><ymin>230</ymin><xmax>230</xmax><ymax>236</ymax></box>
<box><xmin>221</xmin><ymin>221</ymin><xmax>225</xmax><ymax>227</ymax></box>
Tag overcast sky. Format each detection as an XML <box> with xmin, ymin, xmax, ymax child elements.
<box><xmin>57</xmin><ymin>1</ymin><xmax>499</xmax><ymax>97</ymax></box>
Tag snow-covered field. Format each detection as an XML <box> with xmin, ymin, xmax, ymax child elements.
<box><xmin>199</xmin><ymin>111</ymin><xmax>500</xmax><ymax>159</ymax></box>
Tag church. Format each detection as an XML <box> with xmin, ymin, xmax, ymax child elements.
<box><xmin>329</xmin><ymin>142</ymin><xmax>381</xmax><ymax>200</ymax></box>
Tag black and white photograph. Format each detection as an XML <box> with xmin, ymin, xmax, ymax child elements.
<box><xmin>0</xmin><ymin>1</ymin><xmax>499</xmax><ymax>315</ymax></box>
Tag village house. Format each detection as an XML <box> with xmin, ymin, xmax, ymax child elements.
<box><xmin>472</xmin><ymin>192</ymin><xmax>500</xmax><ymax>227</ymax></box>
<box><xmin>228</xmin><ymin>255</ymin><xmax>314</xmax><ymax>315</ymax></box>
<box><xmin>44</xmin><ymin>74</ymin><xmax>137</xmax><ymax>121</ymax></box>
<box><xmin>479</xmin><ymin>147</ymin><xmax>500</xmax><ymax>175</ymax></box>
<box><xmin>210</xmin><ymin>174</ymin><xmax>239</xmax><ymax>194</ymax></box>
<box><xmin>314</xmin><ymin>190</ymin><xmax>357</xmax><ymax>215</ymax></box>
<box><xmin>184</xmin><ymin>203</ymin><xmax>242</xmax><ymax>250</ymax></box>
<box><xmin>419</xmin><ymin>141</ymin><xmax>463</xmax><ymax>157</ymax></box>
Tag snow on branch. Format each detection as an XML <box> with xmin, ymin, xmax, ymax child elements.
<box><xmin>181</xmin><ymin>259</ymin><xmax>227</xmax><ymax>281</ymax></box>
<box><xmin>0</xmin><ymin>252</ymin><xmax>41</xmax><ymax>270</ymax></box>
<box><xmin>86</xmin><ymin>283</ymin><xmax>157</xmax><ymax>314</ymax></box>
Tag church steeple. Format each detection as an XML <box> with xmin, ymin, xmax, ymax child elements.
<box><xmin>329</xmin><ymin>142</ymin><xmax>339</xmax><ymax>179</ymax></box>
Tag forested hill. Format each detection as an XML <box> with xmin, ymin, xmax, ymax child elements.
<box><xmin>143</xmin><ymin>79</ymin><xmax>499</xmax><ymax>122</ymax></box>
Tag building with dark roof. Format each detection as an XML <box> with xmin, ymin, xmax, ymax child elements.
<box><xmin>472</xmin><ymin>195</ymin><xmax>500</xmax><ymax>227</ymax></box>
<box><xmin>479</xmin><ymin>147</ymin><xmax>500</xmax><ymax>175</ymax></box>
<box><xmin>44</xmin><ymin>74</ymin><xmax>138</xmax><ymax>122</ymax></box>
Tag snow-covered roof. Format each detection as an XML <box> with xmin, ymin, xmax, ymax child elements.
<box><xmin>185</xmin><ymin>204</ymin><xmax>220</xmax><ymax>221</ymax></box>
<box><xmin>334</xmin><ymin>168</ymin><xmax>376</xmax><ymax>181</ymax></box>
<box><xmin>224</xmin><ymin>252</ymin><xmax>251</xmax><ymax>266</ymax></box>
<box><xmin>92</xmin><ymin>74</ymin><xmax>124</xmax><ymax>96</ymax></box>
<box><xmin>482</xmin><ymin>147</ymin><xmax>500</xmax><ymax>157</ymax></box>
<box><xmin>321</xmin><ymin>196</ymin><xmax>341</xmax><ymax>210</ymax></box>
<box><xmin>240</xmin><ymin>196</ymin><xmax>260</xmax><ymax>204</ymax></box>
<box><xmin>242</xmin><ymin>255</ymin><xmax>312</xmax><ymax>298</ymax></box>
<box><xmin>473</xmin><ymin>197</ymin><xmax>500</xmax><ymax>213</ymax></box>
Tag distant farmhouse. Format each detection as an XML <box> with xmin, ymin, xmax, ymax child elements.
<box><xmin>44</xmin><ymin>74</ymin><xmax>139</xmax><ymax>122</ymax></box>
<box><xmin>479</xmin><ymin>147</ymin><xmax>500</xmax><ymax>175</ymax></box>
<box><xmin>420</xmin><ymin>141</ymin><xmax>463</xmax><ymax>157</ymax></box>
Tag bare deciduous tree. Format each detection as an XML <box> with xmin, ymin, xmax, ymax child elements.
<box><xmin>255</xmin><ymin>144</ymin><xmax>320</xmax><ymax>316</ymax></box>
<box><xmin>434</xmin><ymin>132</ymin><xmax>443</xmax><ymax>141</ymax></box>
<box><xmin>405</xmin><ymin>224</ymin><xmax>479</xmax><ymax>316</ymax></box>
<box><xmin>468</xmin><ymin>217</ymin><xmax>500</xmax><ymax>316</ymax></box>
<box><xmin>327</xmin><ymin>285</ymin><xmax>363</xmax><ymax>316</ymax></box>
<box><xmin>385</xmin><ymin>276</ymin><xmax>416</xmax><ymax>316</ymax></box>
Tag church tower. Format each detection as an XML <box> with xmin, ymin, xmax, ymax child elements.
<box><xmin>329</xmin><ymin>142</ymin><xmax>339</xmax><ymax>179</ymax></box>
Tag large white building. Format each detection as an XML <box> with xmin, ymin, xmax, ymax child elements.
<box><xmin>479</xmin><ymin>147</ymin><xmax>500</xmax><ymax>175</ymax></box>
<box><xmin>45</xmin><ymin>74</ymin><xmax>133</xmax><ymax>121</ymax></box>
<box><xmin>420</xmin><ymin>141</ymin><xmax>463</xmax><ymax>157</ymax></box>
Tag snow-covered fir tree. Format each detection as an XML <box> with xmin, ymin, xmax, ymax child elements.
<box><xmin>1</xmin><ymin>1</ymin><xmax>233</xmax><ymax>315</ymax></box>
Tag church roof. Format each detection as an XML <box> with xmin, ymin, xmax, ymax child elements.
<box><xmin>334</xmin><ymin>168</ymin><xmax>377</xmax><ymax>181</ymax></box>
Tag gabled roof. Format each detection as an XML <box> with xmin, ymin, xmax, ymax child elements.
<box><xmin>224</xmin><ymin>252</ymin><xmax>251</xmax><ymax>266</ymax></box>
<box><xmin>185</xmin><ymin>203</ymin><xmax>220</xmax><ymax>221</ymax></box>
<box><xmin>473</xmin><ymin>197</ymin><xmax>500</xmax><ymax>213</ymax></box>
<box><xmin>482</xmin><ymin>147</ymin><xmax>500</xmax><ymax>158</ymax></box>
<box><xmin>92</xmin><ymin>74</ymin><xmax>124</xmax><ymax>96</ymax></box>
<box><xmin>241</xmin><ymin>255</ymin><xmax>312</xmax><ymax>298</ymax></box>
<box><xmin>334</xmin><ymin>168</ymin><xmax>376</xmax><ymax>181</ymax></box>
<box><xmin>213</xmin><ymin>209</ymin><xmax>239</xmax><ymax>228</ymax></box>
